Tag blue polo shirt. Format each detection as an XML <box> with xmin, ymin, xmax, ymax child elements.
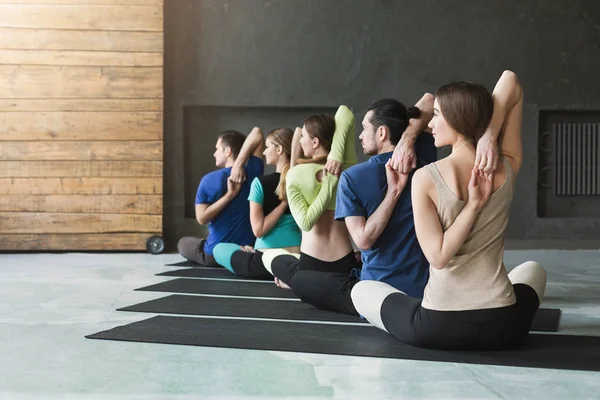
<box><xmin>195</xmin><ymin>156</ymin><xmax>264</xmax><ymax>255</ymax></box>
<box><xmin>334</xmin><ymin>134</ymin><xmax>436</xmax><ymax>298</ymax></box>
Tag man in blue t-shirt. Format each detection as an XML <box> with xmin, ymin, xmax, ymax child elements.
<box><xmin>287</xmin><ymin>96</ymin><xmax>437</xmax><ymax>315</ymax></box>
<box><xmin>177</xmin><ymin>128</ymin><xmax>265</xmax><ymax>266</ymax></box>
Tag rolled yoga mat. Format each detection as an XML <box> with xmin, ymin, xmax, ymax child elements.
<box><xmin>86</xmin><ymin>315</ymin><xmax>599</xmax><ymax>372</ymax></box>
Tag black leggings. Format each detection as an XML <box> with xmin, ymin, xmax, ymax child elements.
<box><xmin>380</xmin><ymin>283</ymin><xmax>540</xmax><ymax>350</ymax></box>
<box><xmin>229</xmin><ymin>250</ymin><xmax>273</xmax><ymax>280</ymax></box>
<box><xmin>271</xmin><ymin>252</ymin><xmax>360</xmax><ymax>315</ymax></box>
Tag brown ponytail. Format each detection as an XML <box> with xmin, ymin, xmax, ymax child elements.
<box><xmin>295</xmin><ymin>114</ymin><xmax>335</xmax><ymax>166</ymax></box>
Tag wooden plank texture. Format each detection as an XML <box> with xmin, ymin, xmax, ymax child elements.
<box><xmin>0</xmin><ymin>66</ymin><xmax>163</xmax><ymax>98</ymax></box>
<box><xmin>0</xmin><ymin>112</ymin><xmax>162</xmax><ymax>140</ymax></box>
<box><xmin>90</xmin><ymin>141</ymin><xmax>163</xmax><ymax>160</ymax></box>
<box><xmin>0</xmin><ymin>99</ymin><xmax>162</xmax><ymax>112</ymax></box>
<box><xmin>0</xmin><ymin>28</ymin><xmax>163</xmax><ymax>52</ymax></box>
<box><xmin>0</xmin><ymin>5</ymin><xmax>162</xmax><ymax>31</ymax></box>
<box><xmin>0</xmin><ymin>49</ymin><xmax>162</xmax><ymax>66</ymax></box>
<box><xmin>0</xmin><ymin>212</ymin><xmax>162</xmax><ymax>233</ymax></box>
<box><xmin>0</xmin><ymin>194</ymin><xmax>161</xmax><ymax>213</ymax></box>
<box><xmin>0</xmin><ymin>1</ymin><xmax>164</xmax><ymax>251</ymax></box>
<box><xmin>0</xmin><ymin>178</ymin><xmax>162</xmax><ymax>194</ymax></box>
<box><xmin>0</xmin><ymin>1</ymin><xmax>162</xmax><ymax>5</ymax></box>
<box><xmin>0</xmin><ymin>141</ymin><xmax>162</xmax><ymax>160</ymax></box>
<box><xmin>0</xmin><ymin>233</ymin><xmax>152</xmax><ymax>250</ymax></box>
<box><xmin>0</xmin><ymin>161</ymin><xmax>162</xmax><ymax>177</ymax></box>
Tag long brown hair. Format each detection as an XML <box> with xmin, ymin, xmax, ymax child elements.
<box><xmin>296</xmin><ymin>114</ymin><xmax>335</xmax><ymax>165</ymax></box>
<box><xmin>267</xmin><ymin>128</ymin><xmax>293</xmax><ymax>201</ymax></box>
<box><xmin>435</xmin><ymin>82</ymin><xmax>493</xmax><ymax>145</ymax></box>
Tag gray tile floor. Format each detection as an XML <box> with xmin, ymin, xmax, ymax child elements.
<box><xmin>1</xmin><ymin>250</ymin><xmax>599</xmax><ymax>400</ymax></box>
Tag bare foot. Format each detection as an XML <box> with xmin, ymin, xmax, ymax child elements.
<box><xmin>274</xmin><ymin>277</ymin><xmax>291</xmax><ymax>290</ymax></box>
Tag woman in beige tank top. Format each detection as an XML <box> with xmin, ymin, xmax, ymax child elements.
<box><xmin>350</xmin><ymin>71</ymin><xmax>547</xmax><ymax>350</ymax></box>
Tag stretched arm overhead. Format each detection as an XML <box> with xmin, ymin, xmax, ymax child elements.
<box><xmin>287</xmin><ymin>105</ymin><xmax>355</xmax><ymax>231</ymax></box>
<box><xmin>286</xmin><ymin>167</ymin><xmax>338</xmax><ymax>232</ymax></box>
<box><xmin>391</xmin><ymin>93</ymin><xmax>435</xmax><ymax>173</ymax></box>
<box><xmin>487</xmin><ymin>70</ymin><xmax>524</xmax><ymax>174</ymax></box>
<box><xmin>290</xmin><ymin>127</ymin><xmax>303</xmax><ymax>168</ymax></box>
<box><xmin>326</xmin><ymin>105</ymin><xmax>357</xmax><ymax>172</ymax></box>
<box><xmin>230</xmin><ymin>127</ymin><xmax>265</xmax><ymax>183</ymax></box>
<box><xmin>476</xmin><ymin>70</ymin><xmax>524</xmax><ymax>176</ymax></box>
<box><xmin>405</xmin><ymin>93</ymin><xmax>435</xmax><ymax>138</ymax></box>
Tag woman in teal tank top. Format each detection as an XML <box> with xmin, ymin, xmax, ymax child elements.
<box><xmin>261</xmin><ymin>105</ymin><xmax>360</xmax><ymax>289</ymax></box>
<box><xmin>213</xmin><ymin>128</ymin><xmax>301</xmax><ymax>279</ymax></box>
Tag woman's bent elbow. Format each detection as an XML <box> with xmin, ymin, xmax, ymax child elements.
<box><xmin>355</xmin><ymin>238</ymin><xmax>373</xmax><ymax>251</ymax></box>
<box><xmin>251</xmin><ymin>227</ymin><xmax>264</xmax><ymax>238</ymax></box>
<box><xmin>427</xmin><ymin>256</ymin><xmax>448</xmax><ymax>270</ymax></box>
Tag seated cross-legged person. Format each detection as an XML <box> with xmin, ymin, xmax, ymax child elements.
<box><xmin>352</xmin><ymin>71</ymin><xmax>547</xmax><ymax>350</ymax></box>
<box><xmin>266</xmin><ymin>96</ymin><xmax>437</xmax><ymax>315</ymax></box>
<box><xmin>213</xmin><ymin>128</ymin><xmax>301</xmax><ymax>279</ymax></box>
<box><xmin>261</xmin><ymin>105</ymin><xmax>358</xmax><ymax>289</ymax></box>
<box><xmin>177</xmin><ymin>129</ymin><xmax>264</xmax><ymax>266</ymax></box>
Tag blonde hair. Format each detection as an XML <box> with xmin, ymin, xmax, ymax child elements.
<box><xmin>267</xmin><ymin>128</ymin><xmax>293</xmax><ymax>201</ymax></box>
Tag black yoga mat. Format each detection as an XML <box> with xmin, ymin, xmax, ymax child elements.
<box><xmin>165</xmin><ymin>261</ymin><xmax>200</xmax><ymax>267</ymax></box>
<box><xmin>136</xmin><ymin>278</ymin><xmax>297</xmax><ymax>299</ymax></box>
<box><xmin>119</xmin><ymin>294</ymin><xmax>363</xmax><ymax>323</ymax></box>
<box><xmin>533</xmin><ymin>308</ymin><xmax>561</xmax><ymax>332</ymax></box>
<box><xmin>134</xmin><ymin>277</ymin><xmax>560</xmax><ymax>331</ymax></box>
<box><xmin>117</xmin><ymin>294</ymin><xmax>561</xmax><ymax>332</ymax></box>
<box><xmin>156</xmin><ymin>268</ymin><xmax>262</xmax><ymax>281</ymax></box>
<box><xmin>86</xmin><ymin>315</ymin><xmax>600</xmax><ymax>372</ymax></box>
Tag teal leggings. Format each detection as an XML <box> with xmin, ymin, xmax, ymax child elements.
<box><xmin>212</xmin><ymin>243</ymin><xmax>240</xmax><ymax>273</ymax></box>
<box><xmin>213</xmin><ymin>243</ymin><xmax>272</xmax><ymax>279</ymax></box>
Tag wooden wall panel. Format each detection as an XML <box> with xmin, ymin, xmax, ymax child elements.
<box><xmin>0</xmin><ymin>99</ymin><xmax>162</xmax><ymax>112</ymax></box>
<box><xmin>0</xmin><ymin>1</ymin><xmax>162</xmax><ymax>5</ymax></box>
<box><xmin>0</xmin><ymin>5</ymin><xmax>162</xmax><ymax>31</ymax></box>
<box><xmin>0</xmin><ymin>66</ymin><xmax>163</xmax><ymax>99</ymax></box>
<box><xmin>0</xmin><ymin>234</ymin><xmax>150</xmax><ymax>251</ymax></box>
<box><xmin>0</xmin><ymin>50</ymin><xmax>163</xmax><ymax>67</ymax></box>
<box><xmin>0</xmin><ymin>212</ymin><xmax>162</xmax><ymax>233</ymax></box>
<box><xmin>0</xmin><ymin>141</ymin><xmax>163</xmax><ymax>161</ymax></box>
<box><xmin>0</xmin><ymin>28</ymin><xmax>163</xmax><ymax>52</ymax></box>
<box><xmin>0</xmin><ymin>1</ymin><xmax>163</xmax><ymax>251</ymax></box>
<box><xmin>0</xmin><ymin>195</ymin><xmax>162</xmax><ymax>214</ymax></box>
<box><xmin>0</xmin><ymin>112</ymin><xmax>162</xmax><ymax>141</ymax></box>
<box><xmin>0</xmin><ymin>178</ymin><xmax>162</xmax><ymax>195</ymax></box>
<box><xmin>0</xmin><ymin>161</ymin><xmax>162</xmax><ymax>177</ymax></box>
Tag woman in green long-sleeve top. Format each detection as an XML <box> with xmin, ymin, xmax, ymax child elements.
<box><xmin>262</xmin><ymin>105</ymin><xmax>358</xmax><ymax>289</ymax></box>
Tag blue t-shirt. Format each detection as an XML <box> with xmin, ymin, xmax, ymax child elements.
<box><xmin>334</xmin><ymin>134</ymin><xmax>437</xmax><ymax>298</ymax></box>
<box><xmin>248</xmin><ymin>176</ymin><xmax>301</xmax><ymax>249</ymax></box>
<box><xmin>195</xmin><ymin>156</ymin><xmax>264</xmax><ymax>255</ymax></box>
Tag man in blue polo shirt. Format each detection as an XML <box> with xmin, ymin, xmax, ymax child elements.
<box><xmin>287</xmin><ymin>96</ymin><xmax>436</xmax><ymax>315</ymax></box>
<box><xmin>177</xmin><ymin>128</ymin><xmax>265</xmax><ymax>266</ymax></box>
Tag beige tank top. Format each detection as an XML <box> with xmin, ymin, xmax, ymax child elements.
<box><xmin>421</xmin><ymin>157</ymin><xmax>517</xmax><ymax>311</ymax></box>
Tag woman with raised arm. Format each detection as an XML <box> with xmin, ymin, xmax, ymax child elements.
<box><xmin>213</xmin><ymin>128</ymin><xmax>301</xmax><ymax>278</ymax></box>
<box><xmin>262</xmin><ymin>105</ymin><xmax>358</xmax><ymax>289</ymax></box>
<box><xmin>351</xmin><ymin>71</ymin><xmax>547</xmax><ymax>350</ymax></box>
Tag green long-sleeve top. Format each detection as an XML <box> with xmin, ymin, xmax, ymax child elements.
<box><xmin>285</xmin><ymin>105</ymin><xmax>357</xmax><ymax>232</ymax></box>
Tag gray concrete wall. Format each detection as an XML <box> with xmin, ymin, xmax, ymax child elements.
<box><xmin>164</xmin><ymin>0</ymin><xmax>600</xmax><ymax>249</ymax></box>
